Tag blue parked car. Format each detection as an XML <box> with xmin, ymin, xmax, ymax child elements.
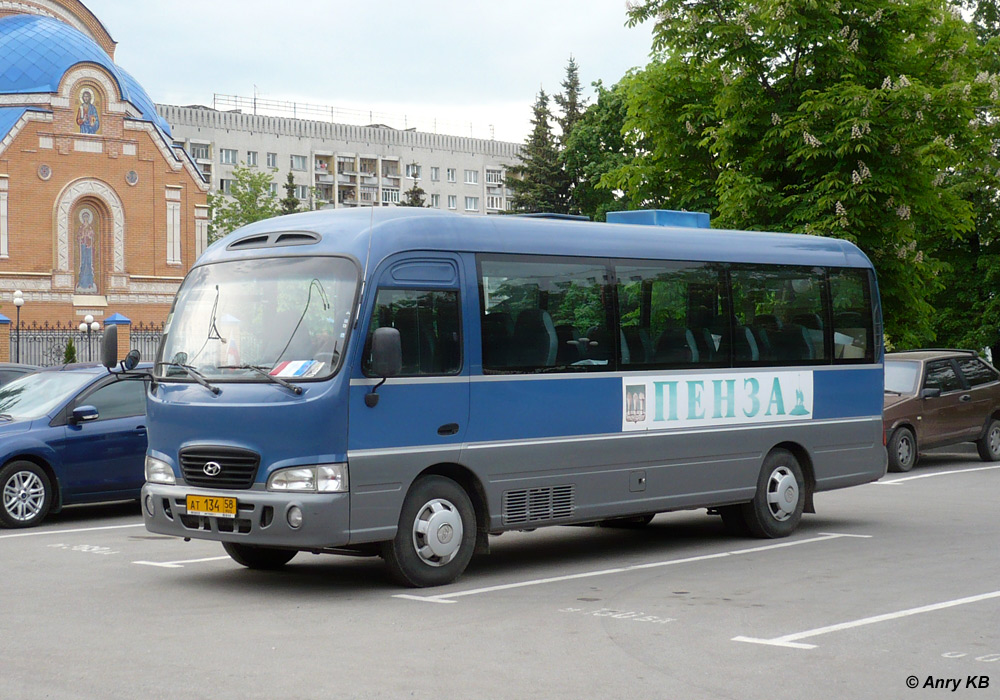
<box><xmin>0</xmin><ymin>363</ymin><xmax>150</xmax><ymax>528</ymax></box>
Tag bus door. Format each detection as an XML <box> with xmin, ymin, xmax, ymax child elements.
<box><xmin>347</xmin><ymin>255</ymin><xmax>470</xmax><ymax>538</ymax></box>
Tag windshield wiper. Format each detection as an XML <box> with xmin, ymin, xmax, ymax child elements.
<box><xmin>156</xmin><ymin>361</ymin><xmax>221</xmax><ymax>395</ymax></box>
<box><xmin>218</xmin><ymin>364</ymin><xmax>303</xmax><ymax>395</ymax></box>
<box><xmin>0</xmin><ymin>413</ymin><xmax>13</xmax><ymax>421</ymax></box>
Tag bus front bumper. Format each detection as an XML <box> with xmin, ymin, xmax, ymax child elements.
<box><xmin>141</xmin><ymin>483</ymin><xmax>351</xmax><ymax>549</ymax></box>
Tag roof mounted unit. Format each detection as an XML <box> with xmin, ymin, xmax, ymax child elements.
<box><xmin>517</xmin><ymin>213</ymin><xmax>591</xmax><ymax>222</ymax></box>
<box><xmin>606</xmin><ymin>209</ymin><xmax>710</xmax><ymax>228</ymax></box>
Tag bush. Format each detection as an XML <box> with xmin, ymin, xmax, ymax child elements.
<box><xmin>63</xmin><ymin>338</ymin><xmax>77</xmax><ymax>364</ymax></box>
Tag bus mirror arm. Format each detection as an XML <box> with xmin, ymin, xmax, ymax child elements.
<box><xmin>366</xmin><ymin>327</ymin><xmax>402</xmax><ymax>408</ymax></box>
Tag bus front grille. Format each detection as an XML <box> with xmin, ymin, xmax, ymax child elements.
<box><xmin>502</xmin><ymin>485</ymin><xmax>575</xmax><ymax>525</ymax></box>
<box><xmin>179</xmin><ymin>446</ymin><xmax>260</xmax><ymax>489</ymax></box>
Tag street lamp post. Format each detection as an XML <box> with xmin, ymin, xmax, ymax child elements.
<box><xmin>78</xmin><ymin>314</ymin><xmax>100</xmax><ymax>362</ymax></box>
<box><xmin>13</xmin><ymin>290</ymin><xmax>24</xmax><ymax>363</ymax></box>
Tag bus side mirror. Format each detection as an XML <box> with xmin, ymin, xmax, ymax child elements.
<box><xmin>371</xmin><ymin>327</ymin><xmax>402</xmax><ymax>378</ymax></box>
<box><xmin>366</xmin><ymin>328</ymin><xmax>401</xmax><ymax>408</ymax></box>
<box><xmin>122</xmin><ymin>349</ymin><xmax>141</xmax><ymax>371</ymax></box>
<box><xmin>102</xmin><ymin>325</ymin><xmax>118</xmax><ymax>369</ymax></box>
<box><xmin>920</xmin><ymin>387</ymin><xmax>941</xmax><ymax>399</ymax></box>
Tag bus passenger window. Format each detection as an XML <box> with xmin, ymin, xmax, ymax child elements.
<box><xmin>730</xmin><ymin>266</ymin><xmax>828</xmax><ymax>365</ymax></box>
<box><xmin>616</xmin><ymin>261</ymin><xmax>728</xmax><ymax>368</ymax></box>
<box><xmin>479</xmin><ymin>256</ymin><xmax>614</xmax><ymax>373</ymax></box>
<box><xmin>363</xmin><ymin>289</ymin><xmax>461</xmax><ymax>376</ymax></box>
<box><xmin>829</xmin><ymin>269</ymin><xmax>874</xmax><ymax>363</ymax></box>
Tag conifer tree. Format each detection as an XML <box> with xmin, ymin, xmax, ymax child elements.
<box><xmin>399</xmin><ymin>163</ymin><xmax>427</xmax><ymax>206</ymax></box>
<box><xmin>507</xmin><ymin>89</ymin><xmax>565</xmax><ymax>213</ymax></box>
<box><xmin>280</xmin><ymin>172</ymin><xmax>301</xmax><ymax>215</ymax></box>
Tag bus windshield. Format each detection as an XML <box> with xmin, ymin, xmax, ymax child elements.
<box><xmin>156</xmin><ymin>256</ymin><xmax>358</xmax><ymax>382</ymax></box>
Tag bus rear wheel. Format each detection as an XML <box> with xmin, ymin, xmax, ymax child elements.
<box><xmin>737</xmin><ymin>449</ymin><xmax>805</xmax><ymax>539</ymax></box>
<box><xmin>382</xmin><ymin>475</ymin><xmax>476</xmax><ymax>588</ymax></box>
<box><xmin>222</xmin><ymin>542</ymin><xmax>297</xmax><ymax>570</ymax></box>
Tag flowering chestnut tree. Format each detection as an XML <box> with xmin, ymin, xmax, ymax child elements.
<box><xmin>609</xmin><ymin>0</ymin><xmax>1000</xmax><ymax>347</ymax></box>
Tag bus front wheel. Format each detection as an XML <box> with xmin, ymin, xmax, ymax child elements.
<box><xmin>738</xmin><ymin>449</ymin><xmax>805</xmax><ymax>538</ymax></box>
<box><xmin>382</xmin><ymin>475</ymin><xmax>476</xmax><ymax>588</ymax></box>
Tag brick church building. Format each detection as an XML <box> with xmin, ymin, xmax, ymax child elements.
<box><xmin>0</xmin><ymin>0</ymin><xmax>208</xmax><ymax>334</ymax></box>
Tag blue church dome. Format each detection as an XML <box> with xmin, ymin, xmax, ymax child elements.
<box><xmin>0</xmin><ymin>13</ymin><xmax>171</xmax><ymax>136</ymax></box>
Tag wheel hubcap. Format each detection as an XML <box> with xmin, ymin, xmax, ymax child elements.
<box><xmin>990</xmin><ymin>427</ymin><xmax>1000</xmax><ymax>456</ymax></box>
<box><xmin>898</xmin><ymin>435</ymin><xmax>913</xmax><ymax>465</ymax></box>
<box><xmin>411</xmin><ymin>498</ymin><xmax>464</xmax><ymax>567</ymax></box>
<box><xmin>3</xmin><ymin>471</ymin><xmax>45</xmax><ymax>522</ymax></box>
<box><xmin>765</xmin><ymin>466</ymin><xmax>799</xmax><ymax>522</ymax></box>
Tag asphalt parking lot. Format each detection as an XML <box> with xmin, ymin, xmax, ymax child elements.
<box><xmin>2</xmin><ymin>448</ymin><xmax>998</xmax><ymax>699</ymax></box>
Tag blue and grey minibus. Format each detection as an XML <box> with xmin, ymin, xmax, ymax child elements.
<box><xmin>137</xmin><ymin>207</ymin><xmax>886</xmax><ymax>587</ymax></box>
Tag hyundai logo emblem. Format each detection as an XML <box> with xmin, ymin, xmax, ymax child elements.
<box><xmin>203</xmin><ymin>461</ymin><xmax>222</xmax><ymax>477</ymax></box>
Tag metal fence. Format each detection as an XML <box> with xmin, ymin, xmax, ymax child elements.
<box><xmin>9</xmin><ymin>321</ymin><xmax>163</xmax><ymax>367</ymax></box>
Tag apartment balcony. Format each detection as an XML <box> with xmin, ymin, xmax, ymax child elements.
<box><xmin>316</xmin><ymin>173</ymin><xmax>334</xmax><ymax>184</ymax></box>
<box><xmin>361</xmin><ymin>176</ymin><xmax>378</xmax><ymax>186</ymax></box>
<box><xmin>338</xmin><ymin>174</ymin><xmax>356</xmax><ymax>184</ymax></box>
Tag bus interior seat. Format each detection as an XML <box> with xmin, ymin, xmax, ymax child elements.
<box><xmin>555</xmin><ymin>324</ymin><xmax>581</xmax><ymax>365</ymax></box>
<box><xmin>750</xmin><ymin>314</ymin><xmax>783</xmax><ymax>360</ymax></box>
<box><xmin>733</xmin><ymin>325</ymin><xmax>760</xmax><ymax>362</ymax></box>
<box><xmin>622</xmin><ymin>327</ymin><xmax>652</xmax><ymax>364</ymax></box>
<box><xmin>654</xmin><ymin>326</ymin><xmax>699</xmax><ymax>364</ymax></box>
<box><xmin>771</xmin><ymin>323</ymin><xmax>814</xmax><ymax>362</ymax></box>
<box><xmin>513</xmin><ymin>309</ymin><xmax>558</xmax><ymax>367</ymax></box>
<box><xmin>482</xmin><ymin>312</ymin><xmax>514</xmax><ymax>367</ymax></box>
<box><xmin>584</xmin><ymin>326</ymin><xmax>615</xmax><ymax>363</ymax></box>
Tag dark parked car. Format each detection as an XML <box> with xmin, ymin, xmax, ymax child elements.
<box><xmin>884</xmin><ymin>350</ymin><xmax>1000</xmax><ymax>472</ymax></box>
<box><xmin>0</xmin><ymin>363</ymin><xmax>149</xmax><ymax>527</ymax></box>
<box><xmin>0</xmin><ymin>362</ymin><xmax>38</xmax><ymax>387</ymax></box>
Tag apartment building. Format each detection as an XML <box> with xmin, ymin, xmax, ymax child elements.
<box><xmin>157</xmin><ymin>104</ymin><xmax>520</xmax><ymax>214</ymax></box>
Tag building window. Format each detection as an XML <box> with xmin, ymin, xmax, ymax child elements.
<box><xmin>464</xmin><ymin>169</ymin><xmax>479</xmax><ymax>185</ymax></box>
<box><xmin>190</xmin><ymin>143</ymin><xmax>210</xmax><ymax>160</ymax></box>
<box><xmin>430</xmin><ymin>167</ymin><xmax>440</xmax><ymax>182</ymax></box>
<box><xmin>486</xmin><ymin>169</ymin><xmax>503</xmax><ymax>185</ymax></box>
<box><xmin>219</xmin><ymin>178</ymin><xmax>233</xmax><ymax>194</ymax></box>
<box><xmin>269</xmin><ymin>183</ymin><xmax>278</xmax><ymax>196</ymax></box>
<box><xmin>447</xmin><ymin>168</ymin><xmax>457</xmax><ymax>183</ymax></box>
<box><xmin>486</xmin><ymin>195</ymin><xmax>504</xmax><ymax>210</ymax></box>
<box><xmin>465</xmin><ymin>197</ymin><xmax>479</xmax><ymax>211</ymax></box>
<box><xmin>220</xmin><ymin>148</ymin><xmax>238</xmax><ymax>165</ymax></box>
<box><xmin>266</xmin><ymin>152</ymin><xmax>278</xmax><ymax>168</ymax></box>
<box><xmin>448</xmin><ymin>195</ymin><xmax>457</xmax><ymax>210</ymax></box>
<box><xmin>247</xmin><ymin>151</ymin><xmax>258</xmax><ymax>167</ymax></box>
<box><xmin>291</xmin><ymin>154</ymin><xmax>307</xmax><ymax>171</ymax></box>
<box><xmin>166</xmin><ymin>200</ymin><xmax>181</xmax><ymax>264</ymax></box>
<box><xmin>383</xmin><ymin>188</ymin><xmax>400</xmax><ymax>204</ymax></box>
<box><xmin>405</xmin><ymin>163</ymin><xmax>421</xmax><ymax>179</ymax></box>
<box><xmin>294</xmin><ymin>184</ymin><xmax>309</xmax><ymax>200</ymax></box>
<box><xmin>430</xmin><ymin>194</ymin><xmax>440</xmax><ymax>208</ymax></box>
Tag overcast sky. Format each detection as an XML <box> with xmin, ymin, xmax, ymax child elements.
<box><xmin>82</xmin><ymin>0</ymin><xmax>654</xmax><ymax>143</ymax></box>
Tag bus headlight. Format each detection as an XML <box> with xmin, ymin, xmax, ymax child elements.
<box><xmin>145</xmin><ymin>456</ymin><xmax>176</xmax><ymax>485</ymax></box>
<box><xmin>267</xmin><ymin>464</ymin><xmax>348</xmax><ymax>493</ymax></box>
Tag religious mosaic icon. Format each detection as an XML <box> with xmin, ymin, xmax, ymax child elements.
<box><xmin>76</xmin><ymin>87</ymin><xmax>101</xmax><ymax>134</ymax></box>
<box><xmin>75</xmin><ymin>207</ymin><xmax>98</xmax><ymax>293</ymax></box>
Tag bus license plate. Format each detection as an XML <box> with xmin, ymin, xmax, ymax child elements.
<box><xmin>186</xmin><ymin>495</ymin><xmax>237</xmax><ymax>519</ymax></box>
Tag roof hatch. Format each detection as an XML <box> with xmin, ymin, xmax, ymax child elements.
<box><xmin>606</xmin><ymin>209</ymin><xmax>710</xmax><ymax>228</ymax></box>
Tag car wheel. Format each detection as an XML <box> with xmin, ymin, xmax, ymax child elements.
<box><xmin>222</xmin><ymin>542</ymin><xmax>297</xmax><ymax>570</ymax></box>
<box><xmin>736</xmin><ymin>449</ymin><xmax>805</xmax><ymax>539</ymax></box>
<box><xmin>0</xmin><ymin>461</ymin><xmax>53</xmax><ymax>528</ymax></box>
<box><xmin>888</xmin><ymin>427</ymin><xmax>917</xmax><ymax>473</ymax></box>
<box><xmin>976</xmin><ymin>418</ymin><xmax>1000</xmax><ymax>462</ymax></box>
<box><xmin>382</xmin><ymin>475</ymin><xmax>476</xmax><ymax>588</ymax></box>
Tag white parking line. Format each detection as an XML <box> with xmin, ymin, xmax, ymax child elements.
<box><xmin>133</xmin><ymin>556</ymin><xmax>231</xmax><ymax>569</ymax></box>
<box><xmin>394</xmin><ymin>532</ymin><xmax>871</xmax><ymax>604</ymax></box>
<box><xmin>0</xmin><ymin>523</ymin><xmax>145</xmax><ymax>540</ymax></box>
<box><xmin>877</xmin><ymin>464</ymin><xmax>1000</xmax><ymax>485</ymax></box>
<box><xmin>733</xmin><ymin>590</ymin><xmax>1000</xmax><ymax>649</ymax></box>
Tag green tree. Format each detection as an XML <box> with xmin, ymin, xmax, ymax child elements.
<box><xmin>63</xmin><ymin>337</ymin><xmax>77</xmax><ymax>364</ymax></box>
<box><xmin>207</xmin><ymin>162</ymin><xmax>280</xmax><ymax>242</ymax></box>
<box><xmin>611</xmin><ymin>0</ymin><xmax>1000</xmax><ymax>348</ymax></box>
<box><xmin>562</xmin><ymin>80</ymin><xmax>633</xmax><ymax>221</ymax></box>
<box><xmin>507</xmin><ymin>89</ymin><xmax>565</xmax><ymax>213</ymax></box>
<box><xmin>280</xmin><ymin>171</ymin><xmax>301</xmax><ymax>215</ymax></box>
<box><xmin>554</xmin><ymin>56</ymin><xmax>588</xmax><ymax>215</ymax></box>
<box><xmin>399</xmin><ymin>163</ymin><xmax>427</xmax><ymax>207</ymax></box>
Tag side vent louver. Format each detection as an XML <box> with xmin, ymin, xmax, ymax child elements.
<box><xmin>226</xmin><ymin>231</ymin><xmax>319</xmax><ymax>250</ymax></box>
<box><xmin>502</xmin><ymin>485</ymin><xmax>575</xmax><ymax>525</ymax></box>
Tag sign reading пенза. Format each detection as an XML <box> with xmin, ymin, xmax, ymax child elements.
<box><xmin>622</xmin><ymin>371</ymin><xmax>813</xmax><ymax>432</ymax></box>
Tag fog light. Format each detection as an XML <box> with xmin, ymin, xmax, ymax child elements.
<box><xmin>287</xmin><ymin>506</ymin><xmax>303</xmax><ymax>529</ymax></box>
<box><xmin>144</xmin><ymin>495</ymin><xmax>155</xmax><ymax>517</ymax></box>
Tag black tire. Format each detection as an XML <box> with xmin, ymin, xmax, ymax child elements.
<box><xmin>737</xmin><ymin>449</ymin><xmax>805</xmax><ymax>539</ymax></box>
<box><xmin>976</xmin><ymin>418</ymin><xmax>1000</xmax><ymax>462</ymax></box>
<box><xmin>222</xmin><ymin>541</ymin><xmax>297</xmax><ymax>570</ymax></box>
<box><xmin>0</xmin><ymin>461</ymin><xmax>54</xmax><ymax>528</ymax></box>
<box><xmin>887</xmin><ymin>427</ymin><xmax>917</xmax><ymax>473</ymax></box>
<box><xmin>600</xmin><ymin>514</ymin><xmax>656</xmax><ymax>529</ymax></box>
<box><xmin>382</xmin><ymin>475</ymin><xmax>476</xmax><ymax>588</ymax></box>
